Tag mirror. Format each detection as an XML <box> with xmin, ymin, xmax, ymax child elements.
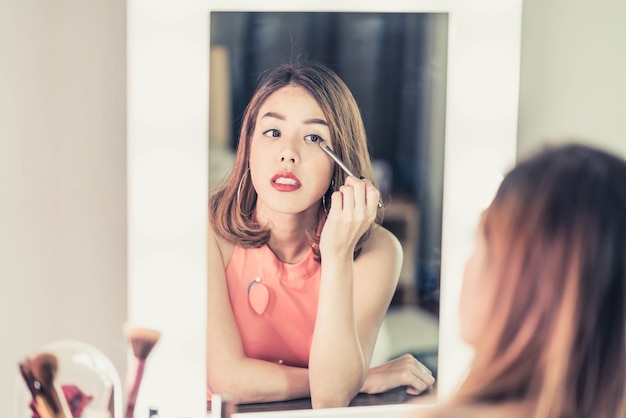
<box><xmin>209</xmin><ymin>9</ymin><xmax>447</xmax><ymax>384</ymax></box>
<box><xmin>127</xmin><ymin>1</ymin><xmax>521</xmax><ymax>416</ymax></box>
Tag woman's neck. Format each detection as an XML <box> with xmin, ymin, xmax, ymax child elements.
<box><xmin>256</xmin><ymin>206</ymin><xmax>319</xmax><ymax>264</ymax></box>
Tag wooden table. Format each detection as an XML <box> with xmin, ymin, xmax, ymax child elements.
<box><xmin>208</xmin><ymin>387</ymin><xmax>434</xmax><ymax>414</ymax></box>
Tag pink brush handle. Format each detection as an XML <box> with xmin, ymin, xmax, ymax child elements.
<box><xmin>124</xmin><ymin>358</ymin><xmax>146</xmax><ymax>418</ymax></box>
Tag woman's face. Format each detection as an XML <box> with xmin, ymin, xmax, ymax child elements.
<box><xmin>249</xmin><ymin>85</ymin><xmax>335</xmax><ymax>219</ymax></box>
<box><xmin>459</xmin><ymin>223</ymin><xmax>492</xmax><ymax>346</ymax></box>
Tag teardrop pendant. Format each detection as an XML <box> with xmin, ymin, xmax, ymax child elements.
<box><xmin>248</xmin><ymin>276</ymin><xmax>269</xmax><ymax>315</ymax></box>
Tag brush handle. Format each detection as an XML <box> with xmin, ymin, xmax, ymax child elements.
<box><xmin>319</xmin><ymin>142</ymin><xmax>384</xmax><ymax>208</ymax></box>
<box><xmin>18</xmin><ymin>362</ymin><xmax>53</xmax><ymax>418</ymax></box>
<box><xmin>124</xmin><ymin>358</ymin><xmax>146</xmax><ymax>418</ymax></box>
<box><xmin>54</xmin><ymin>382</ymin><xmax>72</xmax><ymax>418</ymax></box>
<box><xmin>34</xmin><ymin>395</ymin><xmax>56</xmax><ymax>418</ymax></box>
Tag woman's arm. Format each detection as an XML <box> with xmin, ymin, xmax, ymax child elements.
<box><xmin>206</xmin><ymin>223</ymin><xmax>310</xmax><ymax>404</ymax></box>
<box><xmin>354</xmin><ymin>234</ymin><xmax>435</xmax><ymax>396</ymax></box>
<box><xmin>308</xmin><ymin>177</ymin><xmax>404</xmax><ymax>407</ymax></box>
<box><xmin>310</xmin><ymin>177</ymin><xmax>435</xmax><ymax>407</ymax></box>
<box><xmin>310</xmin><ymin>225</ymin><xmax>405</xmax><ymax>407</ymax></box>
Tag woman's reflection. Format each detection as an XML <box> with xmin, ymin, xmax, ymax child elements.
<box><xmin>207</xmin><ymin>62</ymin><xmax>434</xmax><ymax>408</ymax></box>
<box><xmin>210</xmin><ymin>10</ymin><xmax>448</xmax><ymax>383</ymax></box>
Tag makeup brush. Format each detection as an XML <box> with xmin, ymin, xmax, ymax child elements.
<box><xmin>124</xmin><ymin>325</ymin><xmax>161</xmax><ymax>418</ymax></box>
<box><xmin>18</xmin><ymin>359</ymin><xmax>55</xmax><ymax>418</ymax></box>
<box><xmin>30</xmin><ymin>352</ymin><xmax>72</xmax><ymax>418</ymax></box>
<box><xmin>318</xmin><ymin>140</ymin><xmax>384</xmax><ymax>208</ymax></box>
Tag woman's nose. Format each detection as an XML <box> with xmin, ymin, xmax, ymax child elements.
<box><xmin>278</xmin><ymin>142</ymin><xmax>298</xmax><ymax>164</ymax></box>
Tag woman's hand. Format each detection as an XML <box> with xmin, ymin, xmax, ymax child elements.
<box><xmin>360</xmin><ymin>354</ymin><xmax>435</xmax><ymax>395</ymax></box>
<box><xmin>319</xmin><ymin>176</ymin><xmax>380</xmax><ymax>256</ymax></box>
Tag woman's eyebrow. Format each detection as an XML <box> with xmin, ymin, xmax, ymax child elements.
<box><xmin>261</xmin><ymin>111</ymin><xmax>328</xmax><ymax>127</ymax></box>
<box><xmin>304</xmin><ymin>118</ymin><xmax>328</xmax><ymax>126</ymax></box>
<box><xmin>260</xmin><ymin>111</ymin><xmax>285</xmax><ymax>121</ymax></box>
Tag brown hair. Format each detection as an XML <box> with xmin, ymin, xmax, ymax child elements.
<box><xmin>209</xmin><ymin>61</ymin><xmax>381</xmax><ymax>258</ymax></box>
<box><xmin>453</xmin><ymin>143</ymin><xmax>626</xmax><ymax>417</ymax></box>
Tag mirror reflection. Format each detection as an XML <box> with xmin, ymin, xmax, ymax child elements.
<box><xmin>208</xmin><ymin>11</ymin><xmax>447</xmax><ymax>410</ymax></box>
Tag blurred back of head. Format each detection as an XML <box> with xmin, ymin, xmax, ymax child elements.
<box><xmin>456</xmin><ymin>143</ymin><xmax>626</xmax><ymax>418</ymax></box>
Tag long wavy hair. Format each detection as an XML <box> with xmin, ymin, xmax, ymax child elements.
<box><xmin>209</xmin><ymin>61</ymin><xmax>381</xmax><ymax>259</ymax></box>
<box><xmin>453</xmin><ymin>143</ymin><xmax>626</xmax><ymax>417</ymax></box>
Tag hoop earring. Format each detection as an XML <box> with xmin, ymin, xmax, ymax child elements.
<box><xmin>322</xmin><ymin>178</ymin><xmax>335</xmax><ymax>217</ymax></box>
<box><xmin>237</xmin><ymin>168</ymin><xmax>252</xmax><ymax>216</ymax></box>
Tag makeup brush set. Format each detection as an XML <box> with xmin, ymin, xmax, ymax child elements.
<box><xmin>18</xmin><ymin>353</ymin><xmax>91</xmax><ymax>418</ymax></box>
<box><xmin>18</xmin><ymin>326</ymin><xmax>161</xmax><ymax>418</ymax></box>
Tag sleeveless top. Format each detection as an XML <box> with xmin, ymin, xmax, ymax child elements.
<box><xmin>225</xmin><ymin>244</ymin><xmax>321</xmax><ymax>367</ymax></box>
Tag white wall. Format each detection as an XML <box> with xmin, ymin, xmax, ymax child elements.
<box><xmin>126</xmin><ymin>0</ymin><xmax>209</xmax><ymax>416</ymax></box>
<box><xmin>518</xmin><ymin>0</ymin><xmax>626</xmax><ymax>159</ymax></box>
<box><xmin>0</xmin><ymin>1</ymin><xmax>126</xmax><ymax>416</ymax></box>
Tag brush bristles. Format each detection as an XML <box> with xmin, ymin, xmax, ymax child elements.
<box><xmin>18</xmin><ymin>360</ymin><xmax>37</xmax><ymax>399</ymax></box>
<box><xmin>28</xmin><ymin>352</ymin><xmax>64</xmax><ymax>416</ymax></box>
<box><xmin>30</xmin><ymin>353</ymin><xmax>58</xmax><ymax>386</ymax></box>
<box><xmin>125</xmin><ymin>325</ymin><xmax>161</xmax><ymax>359</ymax></box>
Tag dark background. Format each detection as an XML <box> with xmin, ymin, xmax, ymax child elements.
<box><xmin>210</xmin><ymin>11</ymin><xmax>447</xmax><ymax>310</ymax></box>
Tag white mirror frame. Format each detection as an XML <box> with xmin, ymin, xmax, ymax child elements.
<box><xmin>127</xmin><ymin>1</ymin><xmax>521</xmax><ymax>417</ymax></box>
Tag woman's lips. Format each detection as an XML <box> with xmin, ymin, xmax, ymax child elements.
<box><xmin>271</xmin><ymin>172</ymin><xmax>301</xmax><ymax>192</ymax></box>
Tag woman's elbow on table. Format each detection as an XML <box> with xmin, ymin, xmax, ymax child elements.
<box><xmin>310</xmin><ymin>392</ymin><xmax>353</xmax><ymax>409</ymax></box>
<box><xmin>310</xmin><ymin>381</ymin><xmax>362</xmax><ymax>409</ymax></box>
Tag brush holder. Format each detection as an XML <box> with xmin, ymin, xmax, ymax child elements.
<box><xmin>15</xmin><ymin>339</ymin><xmax>123</xmax><ymax>418</ymax></box>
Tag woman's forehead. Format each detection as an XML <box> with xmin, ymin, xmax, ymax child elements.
<box><xmin>259</xmin><ymin>85</ymin><xmax>323</xmax><ymax>114</ymax></box>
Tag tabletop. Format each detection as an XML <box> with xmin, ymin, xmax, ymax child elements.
<box><xmin>208</xmin><ymin>387</ymin><xmax>436</xmax><ymax>415</ymax></box>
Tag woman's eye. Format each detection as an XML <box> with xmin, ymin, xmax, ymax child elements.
<box><xmin>263</xmin><ymin>129</ymin><xmax>280</xmax><ymax>138</ymax></box>
<box><xmin>304</xmin><ymin>134</ymin><xmax>323</xmax><ymax>143</ymax></box>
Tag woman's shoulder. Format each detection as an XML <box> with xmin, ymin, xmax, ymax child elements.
<box><xmin>364</xmin><ymin>224</ymin><xmax>403</xmax><ymax>258</ymax></box>
<box><xmin>353</xmin><ymin>224</ymin><xmax>403</xmax><ymax>288</ymax></box>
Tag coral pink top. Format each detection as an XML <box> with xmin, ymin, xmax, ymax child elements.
<box><xmin>226</xmin><ymin>244</ymin><xmax>321</xmax><ymax>367</ymax></box>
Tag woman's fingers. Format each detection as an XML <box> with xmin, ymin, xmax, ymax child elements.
<box><xmin>396</xmin><ymin>354</ymin><xmax>435</xmax><ymax>395</ymax></box>
<box><xmin>363</xmin><ymin>180</ymin><xmax>381</xmax><ymax>212</ymax></box>
<box><xmin>336</xmin><ymin>176</ymin><xmax>379</xmax><ymax>215</ymax></box>
<box><xmin>339</xmin><ymin>183</ymin><xmax>356</xmax><ymax>211</ymax></box>
<box><xmin>338</xmin><ymin>177</ymin><xmax>361</xmax><ymax>212</ymax></box>
<box><xmin>406</xmin><ymin>382</ymin><xmax>429</xmax><ymax>395</ymax></box>
<box><xmin>360</xmin><ymin>353</ymin><xmax>436</xmax><ymax>395</ymax></box>
<box><xmin>404</xmin><ymin>374</ymin><xmax>433</xmax><ymax>395</ymax></box>
<box><xmin>322</xmin><ymin>176</ymin><xmax>379</xmax><ymax>253</ymax></box>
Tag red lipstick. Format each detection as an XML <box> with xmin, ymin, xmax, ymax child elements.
<box><xmin>271</xmin><ymin>171</ymin><xmax>301</xmax><ymax>192</ymax></box>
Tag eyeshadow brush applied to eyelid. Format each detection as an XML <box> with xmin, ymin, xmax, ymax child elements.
<box><xmin>318</xmin><ymin>141</ymin><xmax>384</xmax><ymax>208</ymax></box>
